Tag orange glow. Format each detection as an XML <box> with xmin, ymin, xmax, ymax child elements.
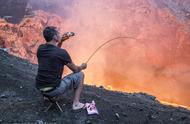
<box><xmin>160</xmin><ymin>101</ymin><xmax>190</xmax><ymax>110</ymax></box>
<box><xmin>107</xmin><ymin>85</ymin><xmax>113</xmax><ymax>90</ymax></box>
<box><xmin>68</xmin><ymin>0</ymin><xmax>190</xmax><ymax>108</ymax></box>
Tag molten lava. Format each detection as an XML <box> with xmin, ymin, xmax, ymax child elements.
<box><xmin>0</xmin><ymin>0</ymin><xmax>190</xmax><ymax>108</ymax></box>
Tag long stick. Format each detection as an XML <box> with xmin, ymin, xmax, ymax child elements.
<box><xmin>85</xmin><ymin>36</ymin><xmax>138</xmax><ymax>63</ymax></box>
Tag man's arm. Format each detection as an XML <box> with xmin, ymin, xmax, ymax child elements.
<box><xmin>66</xmin><ymin>62</ymin><xmax>87</xmax><ymax>73</ymax></box>
<box><xmin>57</xmin><ymin>35</ymin><xmax>69</xmax><ymax>48</ymax></box>
<box><xmin>57</xmin><ymin>41</ymin><xmax>63</xmax><ymax>48</ymax></box>
<box><xmin>57</xmin><ymin>34</ymin><xmax>69</xmax><ymax>48</ymax></box>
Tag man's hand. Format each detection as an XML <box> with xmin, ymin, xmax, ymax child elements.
<box><xmin>67</xmin><ymin>62</ymin><xmax>87</xmax><ymax>73</ymax></box>
<box><xmin>57</xmin><ymin>34</ymin><xmax>69</xmax><ymax>48</ymax></box>
<box><xmin>80</xmin><ymin>63</ymin><xmax>87</xmax><ymax>70</ymax></box>
<box><xmin>61</xmin><ymin>34</ymin><xmax>69</xmax><ymax>41</ymax></box>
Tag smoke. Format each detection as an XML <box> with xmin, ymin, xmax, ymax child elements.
<box><xmin>28</xmin><ymin>0</ymin><xmax>74</xmax><ymax>18</ymax></box>
<box><xmin>28</xmin><ymin>0</ymin><xmax>190</xmax><ymax>106</ymax></box>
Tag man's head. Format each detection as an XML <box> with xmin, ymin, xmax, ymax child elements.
<box><xmin>43</xmin><ymin>26</ymin><xmax>61</xmax><ymax>42</ymax></box>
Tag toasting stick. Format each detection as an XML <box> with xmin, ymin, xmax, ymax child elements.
<box><xmin>85</xmin><ymin>36</ymin><xmax>138</xmax><ymax>63</ymax></box>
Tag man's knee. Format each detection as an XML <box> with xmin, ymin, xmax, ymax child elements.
<box><xmin>79</xmin><ymin>71</ymin><xmax>84</xmax><ymax>78</ymax></box>
<box><xmin>78</xmin><ymin>71</ymin><xmax>84</xmax><ymax>85</ymax></box>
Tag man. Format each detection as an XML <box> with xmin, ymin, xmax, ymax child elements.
<box><xmin>36</xmin><ymin>26</ymin><xmax>87</xmax><ymax>110</ymax></box>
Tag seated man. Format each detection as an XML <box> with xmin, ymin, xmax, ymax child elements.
<box><xmin>36</xmin><ymin>26</ymin><xmax>87</xmax><ymax>110</ymax></box>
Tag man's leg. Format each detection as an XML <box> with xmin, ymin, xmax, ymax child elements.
<box><xmin>44</xmin><ymin>72</ymin><xmax>85</xmax><ymax>109</ymax></box>
<box><xmin>72</xmin><ymin>71</ymin><xmax>85</xmax><ymax>108</ymax></box>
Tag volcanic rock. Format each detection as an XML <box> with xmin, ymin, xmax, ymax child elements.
<box><xmin>0</xmin><ymin>10</ymin><xmax>65</xmax><ymax>63</ymax></box>
<box><xmin>115</xmin><ymin>113</ymin><xmax>120</xmax><ymax>120</ymax></box>
<box><xmin>0</xmin><ymin>50</ymin><xmax>190</xmax><ymax>124</ymax></box>
<box><xmin>0</xmin><ymin>94</ymin><xmax>8</xmax><ymax>98</ymax></box>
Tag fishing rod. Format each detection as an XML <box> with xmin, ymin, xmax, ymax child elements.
<box><xmin>85</xmin><ymin>36</ymin><xmax>138</xmax><ymax>63</ymax></box>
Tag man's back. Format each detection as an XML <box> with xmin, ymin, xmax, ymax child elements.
<box><xmin>36</xmin><ymin>44</ymin><xmax>72</xmax><ymax>89</ymax></box>
<box><xmin>36</xmin><ymin>26</ymin><xmax>87</xmax><ymax>110</ymax></box>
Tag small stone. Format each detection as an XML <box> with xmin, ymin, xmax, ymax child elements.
<box><xmin>0</xmin><ymin>48</ymin><xmax>8</xmax><ymax>52</ymax></box>
<box><xmin>181</xmin><ymin>116</ymin><xmax>187</xmax><ymax>120</ymax></box>
<box><xmin>2</xmin><ymin>74</ymin><xmax>6</xmax><ymax>78</ymax></box>
<box><xmin>170</xmin><ymin>118</ymin><xmax>173</xmax><ymax>121</ymax></box>
<box><xmin>139</xmin><ymin>108</ymin><xmax>143</xmax><ymax>111</ymax></box>
<box><xmin>18</xmin><ymin>98</ymin><xmax>23</xmax><ymax>102</ymax></box>
<box><xmin>122</xmin><ymin>112</ymin><xmax>127</xmax><ymax>117</ymax></box>
<box><xmin>74</xmin><ymin>115</ymin><xmax>78</xmax><ymax>119</ymax></box>
<box><xmin>36</xmin><ymin>120</ymin><xmax>44</xmax><ymax>124</ymax></box>
<box><xmin>4</xmin><ymin>74</ymin><xmax>9</xmax><ymax>78</ymax></box>
<box><xmin>115</xmin><ymin>113</ymin><xmax>120</xmax><ymax>120</ymax></box>
<box><xmin>151</xmin><ymin>115</ymin><xmax>157</xmax><ymax>119</ymax></box>
<box><xmin>0</xmin><ymin>94</ymin><xmax>7</xmax><ymax>98</ymax></box>
<box><xmin>147</xmin><ymin>114</ymin><xmax>153</xmax><ymax>120</ymax></box>
<box><xmin>99</xmin><ymin>86</ymin><xmax>104</xmax><ymax>89</ymax></box>
<box><xmin>10</xmin><ymin>64</ymin><xmax>14</xmax><ymax>67</ymax></box>
<box><xmin>96</xmin><ymin>95</ymin><xmax>101</xmax><ymax>99</ymax></box>
<box><xmin>132</xmin><ymin>103</ymin><xmax>136</xmax><ymax>106</ymax></box>
<box><xmin>20</xmin><ymin>86</ymin><xmax>23</xmax><ymax>89</ymax></box>
<box><xmin>0</xmin><ymin>119</ymin><xmax>3</xmax><ymax>122</ymax></box>
<box><xmin>114</xmin><ymin>104</ymin><xmax>120</xmax><ymax>108</ymax></box>
<box><xmin>86</xmin><ymin>120</ymin><xmax>92</xmax><ymax>124</ymax></box>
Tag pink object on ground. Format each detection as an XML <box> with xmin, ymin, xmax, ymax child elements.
<box><xmin>85</xmin><ymin>100</ymin><xmax>99</xmax><ymax>115</ymax></box>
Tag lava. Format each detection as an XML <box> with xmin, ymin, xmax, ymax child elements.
<box><xmin>160</xmin><ymin>101</ymin><xmax>190</xmax><ymax>110</ymax></box>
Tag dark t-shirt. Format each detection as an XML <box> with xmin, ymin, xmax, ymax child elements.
<box><xmin>36</xmin><ymin>44</ymin><xmax>72</xmax><ymax>89</ymax></box>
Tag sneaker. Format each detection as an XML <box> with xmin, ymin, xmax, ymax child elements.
<box><xmin>72</xmin><ymin>102</ymin><xmax>85</xmax><ymax>110</ymax></box>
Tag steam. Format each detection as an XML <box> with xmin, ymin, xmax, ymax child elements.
<box><xmin>28</xmin><ymin>0</ymin><xmax>190</xmax><ymax>106</ymax></box>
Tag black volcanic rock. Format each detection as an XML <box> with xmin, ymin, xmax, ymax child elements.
<box><xmin>0</xmin><ymin>49</ymin><xmax>190</xmax><ymax>123</ymax></box>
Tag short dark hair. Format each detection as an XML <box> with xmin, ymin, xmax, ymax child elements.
<box><xmin>43</xmin><ymin>26</ymin><xmax>58</xmax><ymax>42</ymax></box>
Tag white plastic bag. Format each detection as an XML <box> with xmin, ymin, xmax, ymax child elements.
<box><xmin>85</xmin><ymin>100</ymin><xmax>99</xmax><ymax>115</ymax></box>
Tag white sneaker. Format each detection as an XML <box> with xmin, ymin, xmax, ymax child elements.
<box><xmin>72</xmin><ymin>102</ymin><xmax>85</xmax><ymax>110</ymax></box>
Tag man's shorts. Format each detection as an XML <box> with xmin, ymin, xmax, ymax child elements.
<box><xmin>43</xmin><ymin>72</ymin><xmax>83</xmax><ymax>97</ymax></box>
